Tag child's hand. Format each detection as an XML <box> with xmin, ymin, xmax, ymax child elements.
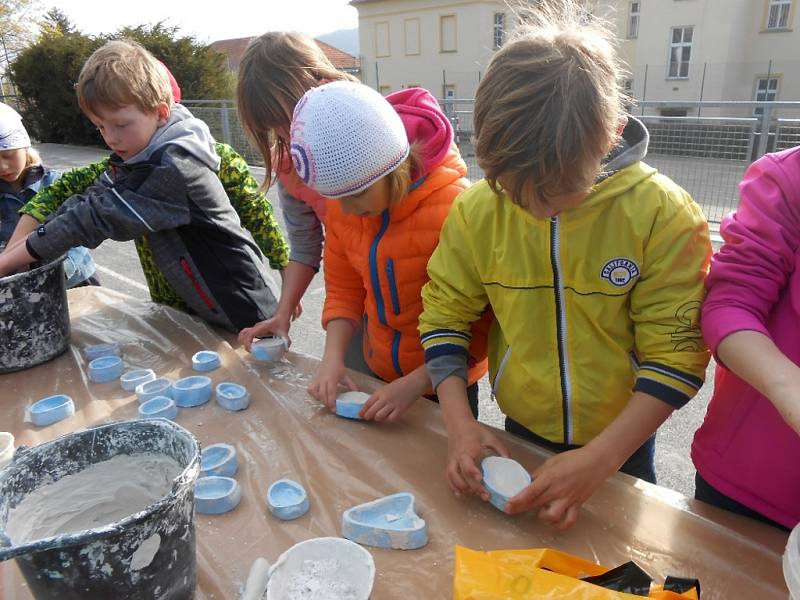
<box><xmin>308</xmin><ymin>358</ymin><xmax>358</xmax><ymax>410</ymax></box>
<box><xmin>360</xmin><ymin>375</ymin><xmax>421</xmax><ymax>422</ymax></box>
<box><xmin>446</xmin><ymin>419</ymin><xmax>509</xmax><ymax>501</ymax></box>
<box><xmin>238</xmin><ymin>315</ymin><xmax>292</xmax><ymax>352</ymax></box>
<box><xmin>505</xmin><ymin>446</ymin><xmax>614</xmax><ymax>530</ymax></box>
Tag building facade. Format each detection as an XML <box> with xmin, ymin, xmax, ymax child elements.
<box><xmin>353</xmin><ymin>0</ymin><xmax>800</xmax><ymax>116</ymax></box>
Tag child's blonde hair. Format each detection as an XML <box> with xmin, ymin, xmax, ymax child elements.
<box><xmin>236</xmin><ymin>31</ymin><xmax>359</xmax><ymax>188</ymax></box>
<box><xmin>474</xmin><ymin>0</ymin><xmax>626</xmax><ymax>208</ymax></box>
<box><xmin>25</xmin><ymin>147</ymin><xmax>41</xmax><ymax>169</ymax></box>
<box><xmin>384</xmin><ymin>144</ymin><xmax>424</xmax><ymax>205</ymax></box>
<box><xmin>76</xmin><ymin>40</ymin><xmax>173</xmax><ymax>116</ymax></box>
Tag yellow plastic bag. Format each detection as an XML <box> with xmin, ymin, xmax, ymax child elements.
<box><xmin>453</xmin><ymin>546</ymin><xmax>699</xmax><ymax>600</ymax></box>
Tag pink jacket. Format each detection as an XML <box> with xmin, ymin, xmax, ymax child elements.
<box><xmin>692</xmin><ymin>146</ymin><xmax>800</xmax><ymax>528</ymax></box>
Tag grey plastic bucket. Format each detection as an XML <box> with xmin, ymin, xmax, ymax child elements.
<box><xmin>0</xmin><ymin>256</ymin><xmax>70</xmax><ymax>373</ymax></box>
<box><xmin>0</xmin><ymin>419</ymin><xmax>201</xmax><ymax>599</ymax></box>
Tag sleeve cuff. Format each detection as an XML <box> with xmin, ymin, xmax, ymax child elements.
<box><xmin>701</xmin><ymin>305</ymin><xmax>771</xmax><ymax>353</ymax></box>
<box><xmin>633</xmin><ymin>361</ymin><xmax>704</xmax><ymax>409</ymax></box>
<box><xmin>426</xmin><ymin>354</ymin><xmax>469</xmax><ymax>391</ymax></box>
<box><xmin>25</xmin><ymin>238</ymin><xmax>42</xmax><ymax>261</ymax></box>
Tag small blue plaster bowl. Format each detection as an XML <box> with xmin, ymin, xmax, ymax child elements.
<box><xmin>195</xmin><ymin>476</ymin><xmax>241</xmax><ymax>515</ymax></box>
<box><xmin>215</xmin><ymin>382</ymin><xmax>250</xmax><ymax>411</ymax></box>
<box><xmin>136</xmin><ymin>377</ymin><xmax>173</xmax><ymax>404</ymax></box>
<box><xmin>120</xmin><ymin>368</ymin><xmax>156</xmax><ymax>392</ymax></box>
<box><xmin>336</xmin><ymin>391</ymin><xmax>370</xmax><ymax>420</ymax></box>
<box><xmin>29</xmin><ymin>395</ymin><xmax>75</xmax><ymax>427</ymax></box>
<box><xmin>250</xmin><ymin>337</ymin><xmax>288</xmax><ymax>363</ymax></box>
<box><xmin>83</xmin><ymin>342</ymin><xmax>121</xmax><ymax>362</ymax></box>
<box><xmin>88</xmin><ymin>355</ymin><xmax>124</xmax><ymax>383</ymax></box>
<box><xmin>138</xmin><ymin>396</ymin><xmax>178</xmax><ymax>421</ymax></box>
<box><xmin>172</xmin><ymin>376</ymin><xmax>213</xmax><ymax>407</ymax></box>
<box><xmin>200</xmin><ymin>443</ymin><xmax>238</xmax><ymax>478</ymax></box>
<box><xmin>192</xmin><ymin>350</ymin><xmax>221</xmax><ymax>372</ymax></box>
<box><xmin>481</xmin><ymin>456</ymin><xmax>532</xmax><ymax>513</ymax></box>
<box><xmin>267</xmin><ymin>479</ymin><xmax>309</xmax><ymax>521</ymax></box>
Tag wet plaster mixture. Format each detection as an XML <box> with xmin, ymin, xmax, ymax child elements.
<box><xmin>6</xmin><ymin>453</ymin><xmax>180</xmax><ymax>544</ymax></box>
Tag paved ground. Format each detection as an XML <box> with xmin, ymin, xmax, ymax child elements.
<box><xmin>34</xmin><ymin>143</ymin><xmax>714</xmax><ymax>498</ymax></box>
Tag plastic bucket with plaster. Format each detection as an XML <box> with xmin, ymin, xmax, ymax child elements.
<box><xmin>0</xmin><ymin>257</ymin><xmax>70</xmax><ymax>374</ymax></box>
<box><xmin>0</xmin><ymin>419</ymin><xmax>201</xmax><ymax>599</ymax></box>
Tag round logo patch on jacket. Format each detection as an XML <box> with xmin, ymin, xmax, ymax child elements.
<box><xmin>601</xmin><ymin>257</ymin><xmax>640</xmax><ymax>287</ymax></box>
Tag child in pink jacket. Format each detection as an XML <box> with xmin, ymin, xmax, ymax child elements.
<box><xmin>692</xmin><ymin>145</ymin><xmax>800</xmax><ymax>530</ymax></box>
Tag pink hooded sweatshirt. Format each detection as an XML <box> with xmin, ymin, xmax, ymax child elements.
<box><xmin>692</xmin><ymin>145</ymin><xmax>800</xmax><ymax>528</ymax></box>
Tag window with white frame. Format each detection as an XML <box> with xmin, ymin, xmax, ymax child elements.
<box><xmin>754</xmin><ymin>77</ymin><xmax>779</xmax><ymax>116</ymax></box>
<box><xmin>668</xmin><ymin>26</ymin><xmax>693</xmax><ymax>78</ymax></box>
<box><xmin>628</xmin><ymin>2</ymin><xmax>640</xmax><ymax>38</ymax></box>
<box><xmin>440</xmin><ymin>15</ymin><xmax>457</xmax><ymax>52</ymax></box>
<box><xmin>493</xmin><ymin>12</ymin><xmax>506</xmax><ymax>49</ymax></box>
<box><xmin>404</xmin><ymin>18</ymin><xmax>420</xmax><ymax>55</ymax></box>
<box><xmin>767</xmin><ymin>0</ymin><xmax>792</xmax><ymax>29</ymax></box>
<box><xmin>375</xmin><ymin>22</ymin><xmax>390</xmax><ymax>57</ymax></box>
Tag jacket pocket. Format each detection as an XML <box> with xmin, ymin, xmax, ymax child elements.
<box><xmin>180</xmin><ymin>257</ymin><xmax>218</xmax><ymax>312</ymax></box>
<box><xmin>386</xmin><ymin>258</ymin><xmax>401</xmax><ymax>316</ymax></box>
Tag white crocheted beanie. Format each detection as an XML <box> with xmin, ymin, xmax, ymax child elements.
<box><xmin>290</xmin><ymin>81</ymin><xmax>409</xmax><ymax>198</ymax></box>
<box><xmin>0</xmin><ymin>103</ymin><xmax>30</xmax><ymax>151</ymax></box>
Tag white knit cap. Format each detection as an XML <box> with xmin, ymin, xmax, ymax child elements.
<box><xmin>0</xmin><ymin>103</ymin><xmax>30</xmax><ymax>151</ymax></box>
<box><xmin>290</xmin><ymin>81</ymin><xmax>409</xmax><ymax>198</ymax></box>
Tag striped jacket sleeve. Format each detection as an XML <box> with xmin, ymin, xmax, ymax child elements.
<box><xmin>419</xmin><ymin>197</ymin><xmax>489</xmax><ymax>362</ymax></box>
<box><xmin>630</xmin><ymin>185</ymin><xmax>712</xmax><ymax>408</ymax></box>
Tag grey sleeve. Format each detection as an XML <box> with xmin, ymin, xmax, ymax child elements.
<box><xmin>28</xmin><ymin>167</ymin><xmax>191</xmax><ymax>260</ymax></box>
<box><xmin>426</xmin><ymin>354</ymin><xmax>469</xmax><ymax>392</ymax></box>
<box><xmin>278</xmin><ymin>182</ymin><xmax>324</xmax><ymax>270</ymax></box>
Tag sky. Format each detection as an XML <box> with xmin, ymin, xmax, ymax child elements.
<box><xmin>50</xmin><ymin>0</ymin><xmax>359</xmax><ymax>43</ymax></box>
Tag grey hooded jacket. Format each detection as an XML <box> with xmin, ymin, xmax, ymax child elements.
<box><xmin>27</xmin><ymin>105</ymin><xmax>279</xmax><ymax>332</ymax></box>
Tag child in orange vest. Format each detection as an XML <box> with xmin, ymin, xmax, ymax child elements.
<box><xmin>289</xmin><ymin>81</ymin><xmax>489</xmax><ymax>421</ymax></box>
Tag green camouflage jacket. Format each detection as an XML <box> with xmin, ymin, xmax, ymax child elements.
<box><xmin>21</xmin><ymin>143</ymin><xmax>289</xmax><ymax>311</ymax></box>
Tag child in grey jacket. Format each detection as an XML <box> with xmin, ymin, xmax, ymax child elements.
<box><xmin>0</xmin><ymin>40</ymin><xmax>278</xmax><ymax>332</ymax></box>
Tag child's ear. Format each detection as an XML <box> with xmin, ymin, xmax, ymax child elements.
<box><xmin>156</xmin><ymin>102</ymin><xmax>170</xmax><ymax>126</ymax></box>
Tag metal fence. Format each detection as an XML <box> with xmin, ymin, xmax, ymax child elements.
<box><xmin>185</xmin><ymin>98</ymin><xmax>800</xmax><ymax>226</ymax></box>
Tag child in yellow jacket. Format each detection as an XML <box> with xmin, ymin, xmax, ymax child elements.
<box><xmin>419</xmin><ymin>1</ymin><xmax>711</xmax><ymax>529</ymax></box>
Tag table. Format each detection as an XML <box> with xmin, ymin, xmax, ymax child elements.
<box><xmin>0</xmin><ymin>287</ymin><xmax>790</xmax><ymax>598</ymax></box>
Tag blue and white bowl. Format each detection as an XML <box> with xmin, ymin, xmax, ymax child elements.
<box><xmin>481</xmin><ymin>456</ymin><xmax>532</xmax><ymax>513</ymax></box>
<box><xmin>137</xmin><ymin>396</ymin><xmax>178</xmax><ymax>421</ymax></box>
<box><xmin>215</xmin><ymin>382</ymin><xmax>250</xmax><ymax>411</ymax></box>
<box><xmin>136</xmin><ymin>377</ymin><xmax>173</xmax><ymax>404</ymax></box>
<box><xmin>192</xmin><ymin>350</ymin><xmax>221</xmax><ymax>372</ymax></box>
<box><xmin>88</xmin><ymin>355</ymin><xmax>124</xmax><ymax>383</ymax></box>
<box><xmin>83</xmin><ymin>342</ymin><xmax>121</xmax><ymax>362</ymax></box>
<box><xmin>29</xmin><ymin>395</ymin><xmax>75</xmax><ymax>427</ymax></box>
<box><xmin>172</xmin><ymin>376</ymin><xmax>213</xmax><ymax>407</ymax></box>
<box><xmin>120</xmin><ymin>368</ymin><xmax>156</xmax><ymax>392</ymax></box>
<box><xmin>267</xmin><ymin>479</ymin><xmax>310</xmax><ymax>521</ymax></box>
<box><xmin>200</xmin><ymin>443</ymin><xmax>238</xmax><ymax>478</ymax></box>
<box><xmin>195</xmin><ymin>476</ymin><xmax>241</xmax><ymax>515</ymax></box>
<box><xmin>250</xmin><ymin>337</ymin><xmax>288</xmax><ymax>363</ymax></box>
<box><xmin>336</xmin><ymin>391</ymin><xmax>370</xmax><ymax>420</ymax></box>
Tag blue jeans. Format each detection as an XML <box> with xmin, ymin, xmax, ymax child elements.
<box><xmin>504</xmin><ymin>417</ymin><xmax>657</xmax><ymax>483</ymax></box>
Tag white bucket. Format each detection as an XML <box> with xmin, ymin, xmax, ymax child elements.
<box><xmin>785</xmin><ymin>522</ymin><xmax>800</xmax><ymax>600</ymax></box>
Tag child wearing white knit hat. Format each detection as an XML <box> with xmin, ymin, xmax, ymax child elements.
<box><xmin>279</xmin><ymin>80</ymin><xmax>492</xmax><ymax>423</ymax></box>
<box><xmin>0</xmin><ymin>103</ymin><xmax>97</xmax><ymax>286</ymax></box>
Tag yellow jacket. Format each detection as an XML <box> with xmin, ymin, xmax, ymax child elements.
<box><xmin>420</xmin><ymin>161</ymin><xmax>711</xmax><ymax>446</ymax></box>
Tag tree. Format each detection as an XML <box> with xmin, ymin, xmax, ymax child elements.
<box><xmin>9</xmin><ymin>11</ymin><xmax>103</xmax><ymax>144</ymax></box>
<box><xmin>115</xmin><ymin>23</ymin><xmax>233</xmax><ymax>100</ymax></box>
<box><xmin>0</xmin><ymin>0</ymin><xmax>41</xmax><ymax>57</ymax></box>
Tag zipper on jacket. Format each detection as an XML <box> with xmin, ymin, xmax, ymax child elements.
<box><xmin>180</xmin><ymin>257</ymin><xmax>218</xmax><ymax>313</ymax></box>
<box><xmin>386</xmin><ymin>258</ymin><xmax>401</xmax><ymax>316</ymax></box>
<box><xmin>550</xmin><ymin>216</ymin><xmax>573</xmax><ymax>445</ymax></box>
<box><xmin>369</xmin><ymin>210</ymin><xmax>391</xmax><ymax>326</ymax></box>
<box><xmin>491</xmin><ymin>346</ymin><xmax>513</xmax><ymax>398</ymax></box>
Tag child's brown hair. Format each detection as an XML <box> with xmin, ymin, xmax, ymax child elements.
<box><xmin>474</xmin><ymin>0</ymin><xmax>626</xmax><ymax>210</ymax></box>
<box><xmin>76</xmin><ymin>40</ymin><xmax>173</xmax><ymax>116</ymax></box>
<box><xmin>236</xmin><ymin>31</ymin><xmax>359</xmax><ymax>188</ymax></box>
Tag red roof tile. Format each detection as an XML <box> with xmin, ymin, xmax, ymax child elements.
<box><xmin>210</xmin><ymin>37</ymin><xmax>360</xmax><ymax>73</ymax></box>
